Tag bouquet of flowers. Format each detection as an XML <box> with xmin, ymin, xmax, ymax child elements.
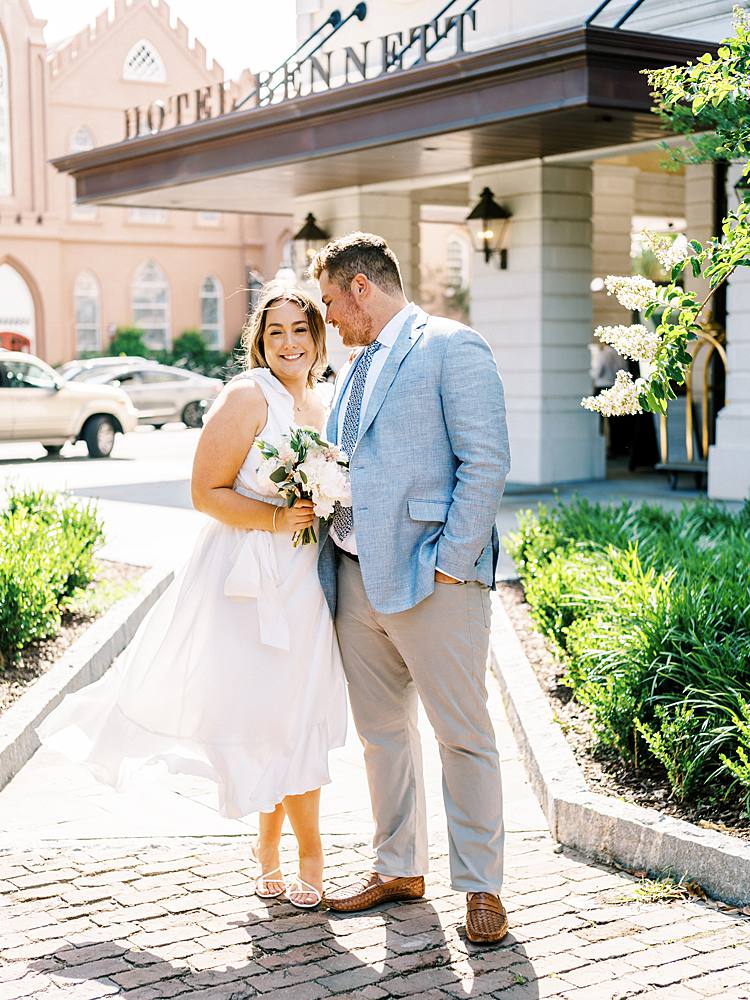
<box><xmin>255</xmin><ymin>427</ymin><xmax>351</xmax><ymax>546</ymax></box>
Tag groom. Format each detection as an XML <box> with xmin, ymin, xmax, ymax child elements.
<box><xmin>311</xmin><ymin>232</ymin><xmax>511</xmax><ymax>944</ymax></box>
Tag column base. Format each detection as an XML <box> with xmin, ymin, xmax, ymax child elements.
<box><xmin>708</xmin><ymin>444</ymin><xmax>750</xmax><ymax>501</ymax></box>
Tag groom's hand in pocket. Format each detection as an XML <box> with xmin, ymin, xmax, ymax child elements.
<box><xmin>435</xmin><ymin>569</ymin><xmax>463</xmax><ymax>585</ymax></box>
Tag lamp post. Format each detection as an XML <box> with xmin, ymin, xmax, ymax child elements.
<box><xmin>466</xmin><ymin>187</ymin><xmax>512</xmax><ymax>269</ymax></box>
<box><xmin>292</xmin><ymin>213</ymin><xmax>330</xmax><ymax>276</ymax></box>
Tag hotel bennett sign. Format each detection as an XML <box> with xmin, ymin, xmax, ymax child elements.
<box><xmin>123</xmin><ymin>2</ymin><xmax>479</xmax><ymax>140</ymax></box>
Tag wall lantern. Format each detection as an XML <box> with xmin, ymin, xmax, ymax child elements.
<box><xmin>292</xmin><ymin>213</ymin><xmax>330</xmax><ymax>271</ymax></box>
<box><xmin>733</xmin><ymin>172</ymin><xmax>750</xmax><ymax>202</ymax></box>
<box><xmin>466</xmin><ymin>187</ymin><xmax>512</xmax><ymax>269</ymax></box>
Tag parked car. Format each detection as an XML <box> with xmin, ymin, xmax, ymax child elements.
<box><xmin>0</xmin><ymin>351</ymin><xmax>138</xmax><ymax>458</ymax></box>
<box><xmin>59</xmin><ymin>356</ymin><xmax>153</xmax><ymax>381</ymax></box>
<box><xmin>86</xmin><ymin>363</ymin><xmax>223</xmax><ymax>429</ymax></box>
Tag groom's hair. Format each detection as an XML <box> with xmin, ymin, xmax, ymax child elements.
<box><xmin>309</xmin><ymin>232</ymin><xmax>403</xmax><ymax>296</ymax></box>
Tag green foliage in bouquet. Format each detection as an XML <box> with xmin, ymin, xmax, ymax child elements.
<box><xmin>505</xmin><ymin>498</ymin><xmax>750</xmax><ymax>810</ymax></box>
<box><xmin>256</xmin><ymin>428</ymin><xmax>349</xmax><ymax>547</ymax></box>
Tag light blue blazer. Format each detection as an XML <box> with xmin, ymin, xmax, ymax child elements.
<box><xmin>317</xmin><ymin>308</ymin><xmax>510</xmax><ymax>616</ymax></box>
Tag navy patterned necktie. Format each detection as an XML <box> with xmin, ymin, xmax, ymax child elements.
<box><xmin>333</xmin><ymin>340</ymin><xmax>382</xmax><ymax>541</ymax></box>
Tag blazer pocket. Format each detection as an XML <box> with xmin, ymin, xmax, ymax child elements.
<box><xmin>407</xmin><ymin>498</ymin><xmax>451</xmax><ymax>522</ymax></box>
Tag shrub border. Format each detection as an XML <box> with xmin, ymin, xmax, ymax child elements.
<box><xmin>0</xmin><ymin>564</ymin><xmax>173</xmax><ymax>793</ymax></box>
<box><xmin>489</xmin><ymin>591</ymin><xmax>750</xmax><ymax>906</ymax></box>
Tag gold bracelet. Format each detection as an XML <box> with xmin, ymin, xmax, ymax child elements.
<box><xmin>272</xmin><ymin>506</ymin><xmax>280</xmax><ymax>533</ymax></box>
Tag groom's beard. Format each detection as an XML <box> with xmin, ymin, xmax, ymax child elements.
<box><xmin>337</xmin><ymin>296</ymin><xmax>374</xmax><ymax>347</ymax></box>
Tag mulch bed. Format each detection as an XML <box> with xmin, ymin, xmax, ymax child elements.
<box><xmin>0</xmin><ymin>560</ymin><xmax>145</xmax><ymax>717</ymax></box>
<box><xmin>498</xmin><ymin>580</ymin><xmax>750</xmax><ymax>844</ymax></box>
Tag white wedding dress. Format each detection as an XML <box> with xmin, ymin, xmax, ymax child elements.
<box><xmin>39</xmin><ymin>368</ymin><xmax>347</xmax><ymax>818</ymax></box>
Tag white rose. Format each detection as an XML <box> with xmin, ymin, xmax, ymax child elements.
<box><xmin>255</xmin><ymin>456</ymin><xmax>281</xmax><ymax>496</ymax></box>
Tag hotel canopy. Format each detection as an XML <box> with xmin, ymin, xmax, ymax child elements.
<box><xmin>52</xmin><ymin>1</ymin><xmax>714</xmax><ymax>217</ymax></box>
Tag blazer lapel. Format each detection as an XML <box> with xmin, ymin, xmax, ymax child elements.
<box><xmin>357</xmin><ymin>309</ymin><xmax>427</xmax><ymax>444</ymax></box>
<box><xmin>326</xmin><ymin>354</ymin><xmax>360</xmax><ymax>443</ymax></box>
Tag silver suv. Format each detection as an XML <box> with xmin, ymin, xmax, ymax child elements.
<box><xmin>0</xmin><ymin>351</ymin><xmax>138</xmax><ymax>458</ymax></box>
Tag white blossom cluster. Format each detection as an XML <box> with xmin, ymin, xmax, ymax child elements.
<box><xmin>734</xmin><ymin>4</ymin><xmax>750</xmax><ymax>31</ymax></box>
<box><xmin>255</xmin><ymin>442</ymin><xmax>351</xmax><ymax>518</ymax></box>
<box><xmin>641</xmin><ymin>230</ymin><xmax>690</xmax><ymax>271</ymax></box>
<box><xmin>581</xmin><ymin>370</ymin><xmax>645</xmax><ymax>417</ymax></box>
<box><xmin>295</xmin><ymin>448</ymin><xmax>351</xmax><ymax>519</ymax></box>
<box><xmin>595</xmin><ymin>323</ymin><xmax>662</xmax><ymax>364</ymax></box>
<box><xmin>604</xmin><ymin>274</ymin><xmax>658</xmax><ymax>312</ymax></box>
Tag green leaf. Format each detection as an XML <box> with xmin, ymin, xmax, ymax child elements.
<box><xmin>270</xmin><ymin>467</ymin><xmax>289</xmax><ymax>484</ymax></box>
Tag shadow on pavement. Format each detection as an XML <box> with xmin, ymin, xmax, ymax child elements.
<box><xmin>34</xmin><ymin>894</ymin><xmax>539</xmax><ymax>998</ymax></box>
<box><xmin>72</xmin><ymin>479</ymin><xmax>194</xmax><ymax>509</ymax></box>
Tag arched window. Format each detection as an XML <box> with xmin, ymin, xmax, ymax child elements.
<box><xmin>70</xmin><ymin>126</ymin><xmax>96</xmax><ymax>219</ymax></box>
<box><xmin>74</xmin><ymin>271</ymin><xmax>101</xmax><ymax>354</ymax></box>
<box><xmin>123</xmin><ymin>39</ymin><xmax>166</xmax><ymax>82</ymax></box>
<box><xmin>0</xmin><ymin>263</ymin><xmax>35</xmax><ymax>350</ymax></box>
<box><xmin>0</xmin><ymin>33</ymin><xmax>12</xmax><ymax>196</ymax></box>
<box><xmin>200</xmin><ymin>276</ymin><xmax>223</xmax><ymax>349</ymax></box>
<box><xmin>132</xmin><ymin>260</ymin><xmax>170</xmax><ymax>350</ymax></box>
<box><xmin>446</xmin><ymin>236</ymin><xmax>469</xmax><ymax>288</ymax></box>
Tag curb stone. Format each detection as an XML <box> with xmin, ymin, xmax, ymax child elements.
<box><xmin>0</xmin><ymin>564</ymin><xmax>174</xmax><ymax>791</ymax></box>
<box><xmin>489</xmin><ymin>591</ymin><xmax>750</xmax><ymax>906</ymax></box>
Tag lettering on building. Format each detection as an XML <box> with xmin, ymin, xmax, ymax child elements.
<box><xmin>122</xmin><ymin>5</ymin><xmax>478</xmax><ymax>141</ymax></box>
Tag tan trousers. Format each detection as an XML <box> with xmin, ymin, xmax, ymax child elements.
<box><xmin>335</xmin><ymin>555</ymin><xmax>504</xmax><ymax>893</ymax></box>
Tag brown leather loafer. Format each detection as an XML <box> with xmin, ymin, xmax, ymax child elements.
<box><xmin>325</xmin><ymin>872</ymin><xmax>425</xmax><ymax>912</ymax></box>
<box><xmin>465</xmin><ymin>892</ymin><xmax>509</xmax><ymax>944</ymax></box>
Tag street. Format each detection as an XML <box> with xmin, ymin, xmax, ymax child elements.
<box><xmin>0</xmin><ymin>427</ymin><xmax>206</xmax><ymax>569</ymax></box>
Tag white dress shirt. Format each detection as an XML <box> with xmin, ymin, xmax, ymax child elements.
<box><xmin>332</xmin><ymin>302</ymin><xmax>417</xmax><ymax>555</ymax></box>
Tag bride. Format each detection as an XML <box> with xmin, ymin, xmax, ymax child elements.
<box><xmin>39</xmin><ymin>283</ymin><xmax>348</xmax><ymax>909</ymax></box>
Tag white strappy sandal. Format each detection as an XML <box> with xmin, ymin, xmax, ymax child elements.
<box><xmin>255</xmin><ymin>866</ymin><xmax>286</xmax><ymax>899</ymax></box>
<box><xmin>250</xmin><ymin>841</ymin><xmax>286</xmax><ymax>899</ymax></box>
<box><xmin>287</xmin><ymin>875</ymin><xmax>323</xmax><ymax>910</ymax></box>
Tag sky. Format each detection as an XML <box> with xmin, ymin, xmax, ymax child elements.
<box><xmin>30</xmin><ymin>0</ymin><xmax>299</xmax><ymax>79</ymax></box>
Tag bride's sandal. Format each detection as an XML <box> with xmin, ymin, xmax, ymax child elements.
<box><xmin>287</xmin><ymin>875</ymin><xmax>323</xmax><ymax>910</ymax></box>
<box><xmin>250</xmin><ymin>841</ymin><xmax>285</xmax><ymax>899</ymax></box>
<box><xmin>255</xmin><ymin>866</ymin><xmax>286</xmax><ymax>899</ymax></box>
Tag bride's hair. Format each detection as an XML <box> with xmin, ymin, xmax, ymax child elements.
<box><xmin>242</xmin><ymin>281</ymin><xmax>327</xmax><ymax>387</ymax></box>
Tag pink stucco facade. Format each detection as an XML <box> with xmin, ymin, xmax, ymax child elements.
<box><xmin>0</xmin><ymin>0</ymin><xmax>290</xmax><ymax>364</ymax></box>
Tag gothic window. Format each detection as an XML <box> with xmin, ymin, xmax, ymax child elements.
<box><xmin>200</xmin><ymin>276</ymin><xmax>223</xmax><ymax>349</ymax></box>
<box><xmin>74</xmin><ymin>271</ymin><xmax>101</xmax><ymax>354</ymax></box>
<box><xmin>132</xmin><ymin>260</ymin><xmax>171</xmax><ymax>350</ymax></box>
<box><xmin>123</xmin><ymin>39</ymin><xmax>166</xmax><ymax>82</ymax></box>
<box><xmin>0</xmin><ymin>34</ymin><xmax>11</xmax><ymax>195</ymax></box>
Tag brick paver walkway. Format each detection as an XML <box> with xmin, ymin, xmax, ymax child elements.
<box><xmin>2</xmin><ymin>643</ymin><xmax>750</xmax><ymax>999</ymax></box>
<box><xmin>3</xmin><ymin>831</ymin><xmax>750</xmax><ymax>999</ymax></box>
